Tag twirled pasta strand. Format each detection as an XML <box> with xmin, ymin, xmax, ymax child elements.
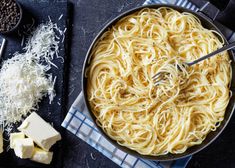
<box><xmin>86</xmin><ymin>7</ymin><xmax>231</xmax><ymax>156</ymax></box>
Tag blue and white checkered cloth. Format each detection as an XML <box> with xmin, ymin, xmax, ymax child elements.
<box><xmin>62</xmin><ymin>0</ymin><xmax>235</xmax><ymax>168</ymax></box>
<box><xmin>62</xmin><ymin>93</ymin><xmax>191</xmax><ymax>168</ymax></box>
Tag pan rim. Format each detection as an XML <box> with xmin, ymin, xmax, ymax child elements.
<box><xmin>81</xmin><ymin>4</ymin><xmax>235</xmax><ymax>161</ymax></box>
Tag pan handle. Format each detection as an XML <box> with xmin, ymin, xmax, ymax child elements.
<box><xmin>189</xmin><ymin>0</ymin><xmax>220</xmax><ymax>21</ymax></box>
<box><xmin>189</xmin><ymin>0</ymin><xmax>234</xmax><ymax>40</ymax></box>
<box><xmin>198</xmin><ymin>1</ymin><xmax>220</xmax><ymax>21</ymax></box>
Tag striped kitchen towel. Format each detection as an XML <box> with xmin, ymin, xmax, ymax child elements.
<box><xmin>62</xmin><ymin>0</ymin><xmax>235</xmax><ymax>167</ymax></box>
<box><xmin>62</xmin><ymin>93</ymin><xmax>191</xmax><ymax>168</ymax></box>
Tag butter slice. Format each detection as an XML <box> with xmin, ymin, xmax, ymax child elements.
<box><xmin>31</xmin><ymin>147</ymin><xmax>53</xmax><ymax>164</ymax></box>
<box><xmin>0</xmin><ymin>130</ymin><xmax>3</xmax><ymax>153</ymax></box>
<box><xmin>10</xmin><ymin>132</ymin><xmax>25</xmax><ymax>149</ymax></box>
<box><xmin>18</xmin><ymin>112</ymin><xmax>61</xmax><ymax>151</ymax></box>
<box><xmin>14</xmin><ymin>138</ymin><xmax>34</xmax><ymax>159</ymax></box>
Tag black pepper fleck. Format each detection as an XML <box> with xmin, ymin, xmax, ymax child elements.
<box><xmin>0</xmin><ymin>0</ymin><xmax>21</xmax><ymax>33</ymax></box>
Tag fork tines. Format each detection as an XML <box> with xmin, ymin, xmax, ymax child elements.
<box><xmin>152</xmin><ymin>72</ymin><xmax>168</xmax><ymax>86</ymax></box>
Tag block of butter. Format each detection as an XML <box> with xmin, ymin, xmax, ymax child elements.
<box><xmin>0</xmin><ymin>130</ymin><xmax>3</xmax><ymax>153</ymax></box>
<box><xmin>14</xmin><ymin>138</ymin><xmax>34</xmax><ymax>159</ymax></box>
<box><xmin>18</xmin><ymin>112</ymin><xmax>61</xmax><ymax>151</ymax></box>
<box><xmin>10</xmin><ymin>132</ymin><xmax>25</xmax><ymax>149</ymax></box>
<box><xmin>31</xmin><ymin>147</ymin><xmax>53</xmax><ymax>164</ymax></box>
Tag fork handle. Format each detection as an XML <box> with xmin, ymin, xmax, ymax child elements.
<box><xmin>187</xmin><ymin>41</ymin><xmax>235</xmax><ymax>66</ymax></box>
<box><xmin>0</xmin><ymin>38</ymin><xmax>6</xmax><ymax>60</ymax></box>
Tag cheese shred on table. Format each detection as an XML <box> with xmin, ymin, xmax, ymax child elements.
<box><xmin>0</xmin><ymin>20</ymin><xmax>62</xmax><ymax>130</ymax></box>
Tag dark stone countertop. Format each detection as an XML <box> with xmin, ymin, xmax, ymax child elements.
<box><xmin>64</xmin><ymin>0</ymin><xmax>235</xmax><ymax>168</ymax></box>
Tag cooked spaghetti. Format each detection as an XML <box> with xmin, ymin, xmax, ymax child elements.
<box><xmin>86</xmin><ymin>7</ymin><xmax>231</xmax><ymax>155</ymax></box>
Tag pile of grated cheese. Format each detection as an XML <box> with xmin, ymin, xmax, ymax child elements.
<box><xmin>0</xmin><ymin>20</ymin><xmax>62</xmax><ymax>130</ymax></box>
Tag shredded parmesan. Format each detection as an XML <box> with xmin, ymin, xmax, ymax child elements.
<box><xmin>58</xmin><ymin>14</ymin><xmax>63</xmax><ymax>21</ymax></box>
<box><xmin>0</xmin><ymin>20</ymin><xmax>63</xmax><ymax>130</ymax></box>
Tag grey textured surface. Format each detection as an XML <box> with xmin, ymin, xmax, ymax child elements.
<box><xmin>63</xmin><ymin>0</ymin><xmax>235</xmax><ymax>168</ymax></box>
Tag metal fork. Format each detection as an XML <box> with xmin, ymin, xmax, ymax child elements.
<box><xmin>0</xmin><ymin>38</ymin><xmax>6</xmax><ymax>59</ymax></box>
<box><xmin>152</xmin><ymin>41</ymin><xmax>235</xmax><ymax>86</ymax></box>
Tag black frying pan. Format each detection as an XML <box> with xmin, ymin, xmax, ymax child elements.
<box><xmin>82</xmin><ymin>4</ymin><xmax>235</xmax><ymax>161</ymax></box>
